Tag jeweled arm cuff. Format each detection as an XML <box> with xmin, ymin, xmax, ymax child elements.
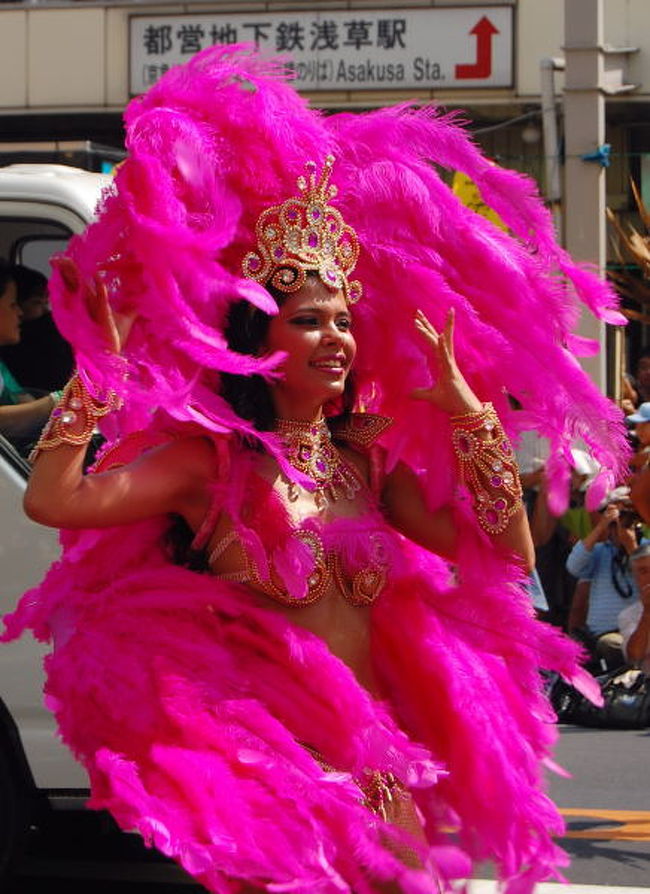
<box><xmin>450</xmin><ymin>402</ymin><xmax>523</xmax><ymax>535</ymax></box>
<box><xmin>28</xmin><ymin>371</ymin><xmax>121</xmax><ymax>464</ymax></box>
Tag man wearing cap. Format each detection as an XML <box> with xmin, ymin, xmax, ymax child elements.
<box><xmin>628</xmin><ymin>402</ymin><xmax>650</xmax><ymax>453</ymax></box>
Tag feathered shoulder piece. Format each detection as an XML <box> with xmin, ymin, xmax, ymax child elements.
<box><xmin>330</xmin><ymin>413</ymin><xmax>392</xmax><ymax>450</ymax></box>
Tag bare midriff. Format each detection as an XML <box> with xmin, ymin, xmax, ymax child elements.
<box><xmin>249</xmin><ymin>578</ymin><xmax>381</xmax><ymax>695</ymax></box>
<box><xmin>205</xmin><ymin>449</ymin><xmax>385</xmax><ymax>698</ymax></box>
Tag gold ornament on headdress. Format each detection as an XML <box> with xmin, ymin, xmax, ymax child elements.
<box><xmin>242</xmin><ymin>155</ymin><xmax>362</xmax><ymax>304</ymax></box>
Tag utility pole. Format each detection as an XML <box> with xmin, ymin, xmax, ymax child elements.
<box><xmin>563</xmin><ymin>0</ymin><xmax>636</xmax><ymax>396</ymax></box>
<box><xmin>564</xmin><ymin>0</ymin><xmax>607</xmax><ymax>391</ymax></box>
<box><xmin>540</xmin><ymin>56</ymin><xmax>565</xmax><ymax>239</ymax></box>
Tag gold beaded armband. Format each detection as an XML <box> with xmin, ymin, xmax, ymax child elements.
<box><xmin>451</xmin><ymin>402</ymin><xmax>523</xmax><ymax>536</ymax></box>
<box><xmin>29</xmin><ymin>372</ymin><xmax>121</xmax><ymax>464</ymax></box>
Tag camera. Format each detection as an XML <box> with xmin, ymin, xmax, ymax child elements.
<box><xmin>617</xmin><ymin>509</ymin><xmax>644</xmax><ymax>544</ymax></box>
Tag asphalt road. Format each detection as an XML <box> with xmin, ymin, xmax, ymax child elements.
<box><xmin>548</xmin><ymin>724</ymin><xmax>650</xmax><ymax>888</ymax></box>
<box><xmin>8</xmin><ymin>725</ymin><xmax>650</xmax><ymax>893</ymax></box>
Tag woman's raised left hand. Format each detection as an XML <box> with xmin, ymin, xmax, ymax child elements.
<box><xmin>411</xmin><ymin>308</ymin><xmax>483</xmax><ymax>416</ymax></box>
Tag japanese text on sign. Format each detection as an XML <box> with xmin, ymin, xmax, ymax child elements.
<box><xmin>130</xmin><ymin>7</ymin><xmax>513</xmax><ymax>95</ymax></box>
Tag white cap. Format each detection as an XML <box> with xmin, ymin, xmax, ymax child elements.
<box><xmin>570</xmin><ymin>448</ymin><xmax>600</xmax><ymax>481</ymax></box>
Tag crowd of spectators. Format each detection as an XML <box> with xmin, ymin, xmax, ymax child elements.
<box><xmin>519</xmin><ymin>353</ymin><xmax>650</xmax><ymax>679</ymax></box>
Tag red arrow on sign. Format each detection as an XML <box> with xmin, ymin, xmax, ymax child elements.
<box><xmin>455</xmin><ymin>16</ymin><xmax>499</xmax><ymax>80</ymax></box>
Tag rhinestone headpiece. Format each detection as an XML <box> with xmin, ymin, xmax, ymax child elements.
<box><xmin>242</xmin><ymin>155</ymin><xmax>362</xmax><ymax>304</ymax></box>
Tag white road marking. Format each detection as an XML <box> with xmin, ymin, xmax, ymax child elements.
<box><xmin>471</xmin><ymin>884</ymin><xmax>649</xmax><ymax>894</ymax></box>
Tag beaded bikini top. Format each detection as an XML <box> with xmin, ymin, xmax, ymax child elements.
<box><xmin>193</xmin><ymin>414</ymin><xmax>393</xmax><ymax>609</ymax></box>
<box><xmin>208</xmin><ymin>523</ymin><xmax>391</xmax><ymax>608</ymax></box>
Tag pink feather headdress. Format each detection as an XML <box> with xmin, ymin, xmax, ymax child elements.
<box><xmin>5</xmin><ymin>44</ymin><xmax>629</xmax><ymax>894</ymax></box>
<box><xmin>50</xmin><ymin>43</ymin><xmax>628</xmax><ymax>509</ymax></box>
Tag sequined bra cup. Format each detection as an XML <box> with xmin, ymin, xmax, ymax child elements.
<box><xmin>194</xmin><ymin>414</ymin><xmax>393</xmax><ymax>609</ymax></box>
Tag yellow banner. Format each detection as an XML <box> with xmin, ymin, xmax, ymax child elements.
<box><xmin>452</xmin><ymin>171</ymin><xmax>507</xmax><ymax>231</ymax></box>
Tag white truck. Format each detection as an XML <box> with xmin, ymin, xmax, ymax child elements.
<box><xmin>0</xmin><ymin>164</ymin><xmax>108</xmax><ymax>877</ymax></box>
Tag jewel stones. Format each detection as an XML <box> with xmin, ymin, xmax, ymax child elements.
<box><xmin>242</xmin><ymin>156</ymin><xmax>363</xmax><ymax>305</ymax></box>
<box><xmin>450</xmin><ymin>403</ymin><xmax>523</xmax><ymax>536</ymax></box>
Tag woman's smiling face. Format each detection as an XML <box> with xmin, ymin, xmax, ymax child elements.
<box><xmin>264</xmin><ymin>275</ymin><xmax>356</xmax><ymax>420</ymax></box>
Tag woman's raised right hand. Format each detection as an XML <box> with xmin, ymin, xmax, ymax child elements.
<box><xmin>52</xmin><ymin>256</ymin><xmax>135</xmax><ymax>355</ymax></box>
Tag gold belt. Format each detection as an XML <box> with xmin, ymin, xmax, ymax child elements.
<box><xmin>303</xmin><ymin>744</ymin><xmax>405</xmax><ymax>821</ymax></box>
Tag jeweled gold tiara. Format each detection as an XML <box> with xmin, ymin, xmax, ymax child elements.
<box><xmin>242</xmin><ymin>155</ymin><xmax>362</xmax><ymax>304</ymax></box>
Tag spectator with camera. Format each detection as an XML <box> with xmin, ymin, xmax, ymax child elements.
<box><xmin>566</xmin><ymin>490</ymin><xmax>646</xmax><ymax>671</ymax></box>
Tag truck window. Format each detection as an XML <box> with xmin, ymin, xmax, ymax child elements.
<box><xmin>14</xmin><ymin>236</ymin><xmax>70</xmax><ymax>275</ymax></box>
<box><xmin>0</xmin><ymin>218</ymin><xmax>71</xmax><ymax>267</ymax></box>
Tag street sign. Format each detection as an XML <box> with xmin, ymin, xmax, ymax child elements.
<box><xmin>129</xmin><ymin>6</ymin><xmax>514</xmax><ymax>95</ymax></box>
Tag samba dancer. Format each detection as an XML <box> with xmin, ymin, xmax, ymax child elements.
<box><xmin>3</xmin><ymin>45</ymin><xmax>627</xmax><ymax>894</ymax></box>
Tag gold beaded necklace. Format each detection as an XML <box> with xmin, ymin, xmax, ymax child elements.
<box><xmin>276</xmin><ymin>417</ymin><xmax>362</xmax><ymax>511</ymax></box>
